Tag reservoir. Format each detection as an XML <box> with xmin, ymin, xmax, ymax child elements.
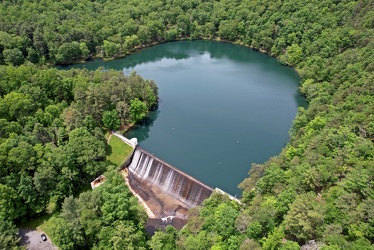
<box><xmin>61</xmin><ymin>40</ymin><xmax>307</xmax><ymax>196</ymax></box>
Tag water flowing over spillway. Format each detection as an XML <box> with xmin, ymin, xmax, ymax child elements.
<box><xmin>128</xmin><ymin>149</ymin><xmax>213</xmax><ymax>207</ymax></box>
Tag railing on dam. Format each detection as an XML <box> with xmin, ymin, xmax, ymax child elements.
<box><xmin>113</xmin><ymin>132</ymin><xmax>137</xmax><ymax>148</ymax></box>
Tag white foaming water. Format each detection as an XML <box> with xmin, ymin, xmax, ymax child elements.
<box><xmin>142</xmin><ymin>158</ymin><xmax>153</xmax><ymax>179</ymax></box>
<box><xmin>163</xmin><ymin>170</ymin><xmax>174</xmax><ymax>191</ymax></box>
<box><xmin>128</xmin><ymin>149</ymin><xmax>213</xmax><ymax>206</ymax></box>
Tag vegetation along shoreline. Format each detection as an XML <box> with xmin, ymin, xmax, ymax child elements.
<box><xmin>0</xmin><ymin>0</ymin><xmax>372</xmax><ymax>249</ymax></box>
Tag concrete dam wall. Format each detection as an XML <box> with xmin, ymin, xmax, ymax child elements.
<box><xmin>127</xmin><ymin>148</ymin><xmax>213</xmax><ymax>207</ymax></box>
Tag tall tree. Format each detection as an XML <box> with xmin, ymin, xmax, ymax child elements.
<box><xmin>0</xmin><ymin>184</ymin><xmax>24</xmax><ymax>221</ymax></box>
<box><xmin>129</xmin><ymin>98</ymin><xmax>148</xmax><ymax>123</ymax></box>
<box><xmin>102</xmin><ymin>110</ymin><xmax>120</xmax><ymax>131</ymax></box>
<box><xmin>0</xmin><ymin>219</ymin><xmax>23</xmax><ymax>250</ymax></box>
<box><xmin>3</xmin><ymin>48</ymin><xmax>25</xmax><ymax>66</ymax></box>
<box><xmin>284</xmin><ymin>193</ymin><xmax>326</xmax><ymax>243</ymax></box>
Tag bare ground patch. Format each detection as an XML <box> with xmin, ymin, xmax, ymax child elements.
<box><xmin>18</xmin><ymin>228</ymin><xmax>58</xmax><ymax>250</ymax></box>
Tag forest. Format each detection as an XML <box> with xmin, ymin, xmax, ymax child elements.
<box><xmin>0</xmin><ymin>0</ymin><xmax>373</xmax><ymax>249</ymax></box>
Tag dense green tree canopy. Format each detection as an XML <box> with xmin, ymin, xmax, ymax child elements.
<box><xmin>0</xmin><ymin>63</ymin><xmax>157</xmax><ymax>249</ymax></box>
<box><xmin>0</xmin><ymin>0</ymin><xmax>373</xmax><ymax>249</ymax></box>
<box><xmin>102</xmin><ymin>110</ymin><xmax>121</xmax><ymax>131</ymax></box>
<box><xmin>129</xmin><ymin>98</ymin><xmax>148</xmax><ymax>123</ymax></box>
<box><xmin>44</xmin><ymin>172</ymin><xmax>148</xmax><ymax>250</ymax></box>
<box><xmin>0</xmin><ymin>219</ymin><xmax>23</xmax><ymax>250</ymax></box>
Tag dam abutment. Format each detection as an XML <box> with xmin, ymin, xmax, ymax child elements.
<box><xmin>118</xmin><ymin>135</ymin><xmax>239</xmax><ymax>234</ymax></box>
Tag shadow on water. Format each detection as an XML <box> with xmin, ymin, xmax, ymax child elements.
<box><xmin>58</xmin><ymin>40</ymin><xmax>265</xmax><ymax>71</ymax></box>
<box><xmin>119</xmin><ymin>48</ymin><xmax>190</xmax><ymax>69</ymax></box>
<box><xmin>125</xmin><ymin>105</ymin><xmax>160</xmax><ymax>143</ymax></box>
<box><xmin>57</xmin><ymin>43</ymin><xmax>191</xmax><ymax>71</ymax></box>
<box><xmin>58</xmin><ymin>40</ymin><xmax>300</xmax><ymax>84</ymax></box>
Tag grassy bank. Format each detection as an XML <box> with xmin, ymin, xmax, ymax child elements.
<box><xmin>106</xmin><ymin>133</ymin><xmax>134</xmax><ymax>167</ymax></box>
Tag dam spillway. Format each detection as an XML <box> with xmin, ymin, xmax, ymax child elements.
<box><xmin>127</xmin><ymin>148</ymin><xmax>213</xmax><ymax>207</ymax></box>
<box><xmin>114</xmin><ymin>132</ymin><xmax>237</xmax><ymax>233</ymax></box>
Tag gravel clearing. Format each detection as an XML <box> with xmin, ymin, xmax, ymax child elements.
<box><xmin>18</xmin><ymin>228</ymin><xmax>58</xmax><ymax>250</ymax></box>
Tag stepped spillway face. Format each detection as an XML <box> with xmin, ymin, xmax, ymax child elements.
<box><xmin>128</xmin><ymin>149</ymin><xmax>213</xmax><ymax>207</ymax></box>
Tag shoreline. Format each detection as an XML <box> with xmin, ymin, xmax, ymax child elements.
<box><xmin>57</xmin><ymin>37</ymin><xmax>299</xmax><ymax>75</ymax></box>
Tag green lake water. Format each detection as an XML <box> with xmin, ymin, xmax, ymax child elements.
<box><xmin>60</xmin><ymin>40</ymin><xmax>307</xmax><ymax>196</ymax></box>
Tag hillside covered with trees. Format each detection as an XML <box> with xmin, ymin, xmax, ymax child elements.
<box><xmin>0</xmin><ymin>0</ymin><xmax>373</xmax><ymax>249</ymax></box>
<box><xmin>0</xmin><ymin>65</ymin><xmax>157</xmax><ymax>248</ymax></box>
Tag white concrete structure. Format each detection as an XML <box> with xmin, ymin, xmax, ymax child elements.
<box><xmin>214</xmin><ymin>188</ymin><xmax>242</xmax><ymax>204</ymax></box>
<box><xmin>113</xmin><ymin>132</ymin><xmax>138</xmax><ymax>148</ymax></box>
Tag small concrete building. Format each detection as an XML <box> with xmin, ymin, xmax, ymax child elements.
<box><xmin>90</xmin><ymin>175</ymin><xmax>107</xmax><ymax>189</ymax></box>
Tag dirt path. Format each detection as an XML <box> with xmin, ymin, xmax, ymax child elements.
<box><xmin>107</xmin><ymin>133</ymin><xmax>112</xmax><ymax>144</ymax></box>
<box><xmin>18</xmin><ymin>228</ymin><xmax>58</xmax><ymax>250</ymax></box>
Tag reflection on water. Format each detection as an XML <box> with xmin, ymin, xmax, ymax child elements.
<box><xmin>60</xmin><ymin>40</ymin><xmax>307</xmax><ymax>196</ymax></box>
<box><xmin>127</xmin><ymin>106</ymin><xmax>160</xmax><ymax>142</ymax></box>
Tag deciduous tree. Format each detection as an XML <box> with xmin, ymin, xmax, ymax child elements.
<box><xmin>102</xmin><ymin>110</ymin><xmax>120</xmax><ymax>131</ymax></box>
<box><xmin>129</xmin><ymin>98</ymin><xmax>148</xmax><ymax>123</ymax></box>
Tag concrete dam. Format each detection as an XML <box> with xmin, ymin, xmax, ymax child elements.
<box><xmin>114</xmin><ymin>132</ymin><xmax>237</xmax><ymax>233</ymax></box>
<box><xmin>127</xmin><ymin>148</ymin><xmax>214</xmax><ymax>208</ymax></box>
